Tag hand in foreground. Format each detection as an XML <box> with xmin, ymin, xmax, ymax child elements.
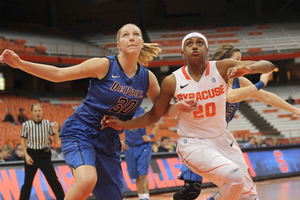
<box><xmin>227</xmin><ymin>65</ymin><xmax>250</xmax><ymax>78</ymax></box>
<box><xmin>0</xmin><ymin>49</ymin><xmax>22</xmax><ymax>68</ymax></box>
<box><xmin>175</xmin><ymin>98</ymin><xmax>198</xmax><ymax>114</ymax></box>
<box><xmin>100</xmin><ymin>115</ymin><xmax>124</xmax><ymax>130</ymax></box>
<box><xmin>260</xmin><ymin>71</ymin><xmax>273</xmax><ymax>86</ymax></box>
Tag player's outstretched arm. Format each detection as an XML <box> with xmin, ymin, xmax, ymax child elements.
<box><xmin>226</xmin><ymin>71</ymin><xmax>272</xmax><ymax>103</ymax></box>
<box><xmin>0</xmin><ymin>49</ymin><xmax>108</xmax><ymax>82</ymax></box>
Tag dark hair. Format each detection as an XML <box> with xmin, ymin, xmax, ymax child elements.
<box><xmin>161</xmin><ymin>136</ymin><xmax>169</xmax><ymax>142</ymax></box>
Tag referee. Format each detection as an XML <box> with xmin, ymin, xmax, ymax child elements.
<box><xmin>20</xmin><ymin>103</ymin><xmax>65</xmax><ymax>200</ymax></box>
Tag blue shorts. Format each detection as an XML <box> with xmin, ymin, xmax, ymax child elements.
<box><xmin>178</xmin><ymin>163</ymin><xmax>203</xmax><ymax>182</ymax></box>
<box><xmin>60</xmin><ymin>116</ymin><xmax>123</xmax><ymax>200</ymax></box>
<box><xmin>124</xmin><ymin>142</ymin><xmax>152</xmax><ymax>179</ymax></box>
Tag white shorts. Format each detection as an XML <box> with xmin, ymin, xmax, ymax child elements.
<box><xmin>176</xmin><ymin>130</ymin><xmax>257</xmax><ymax>196</ymax></box>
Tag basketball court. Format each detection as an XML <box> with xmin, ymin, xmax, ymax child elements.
<box><xmin>123</xmin><ymin>176</ymin><xmax>300</xmax><ymax>200</ymax></box>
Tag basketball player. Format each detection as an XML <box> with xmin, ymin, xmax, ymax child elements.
<box><xmin>0</xmin><ymin>23</ymin><xmax>163</xmax><ymax>200</ymax></box>
<box><xmin>175</xmin><ymin>43</ymin><xmax>300</xmax><ymax>200</ymax></box>
<box><xmin>101</xmin><ymin>32</ymin><xmax>275</xmax><ymax>200</ymax></box>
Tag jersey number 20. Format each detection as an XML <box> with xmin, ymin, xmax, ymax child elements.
<box><xmin>193</xmin><ymin>102</ymin><xmax>216</xmax><ymax>118</ymax></box>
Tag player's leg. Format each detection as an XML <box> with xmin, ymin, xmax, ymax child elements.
<box><xmin>224</xmin><ymin>132</ymin><xmax>259</xmax><ymax>200</ymax></box>
<box><xmin>177</xmin><ymin>137</ymin><xmax>244</xmax><ymax>200</ymax></box>
<box><xmin>60</xmin><ymin>119</ymin><xmax>98</xmax><ymax>200</ymax></box>
<box><xmin>92</xmin><ymin>131</ymin><xmax>123</xmax><ymax>200</ymax></box>
<box><xmin>172</xmin><ymin>163</ymin><xmax>202</xmax><ymax>200</ymax></box>
<box><xmin>219</xmin><ymin>163</ymin><xmax>245</xmax><ymax>200</ymax></box>
<box><xmin>172</xmin><ymin>180</ymin><xmax>202</xmax><ymax>200</ymax></box>
<box><xmin>136</xmin><ymin>175</ymin><xmax>149</xmax><ymax>200</ymax></box>
<box><xmin>136</xmin><ymin>142</ymin><xmax>152</xmax><ymax>200</ymax></box>
<box><xmin>65</xmin><ymin>165</ymin><xmax>97</xmax><ymax>200</ymax></box>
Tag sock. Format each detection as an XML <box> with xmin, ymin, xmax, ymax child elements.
<box><xmin>138</xmin><ymin>193</ymin><xmax>149</xmax><ymax>200</ymax></box>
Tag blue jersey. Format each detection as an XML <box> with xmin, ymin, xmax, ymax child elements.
<box><xmin>124</xmin><ymin>107</ymin><xmax>147</xmax><ymax>146</ymax></box>
<box><xmin>74</xmin><ymin>55</ymin><xmax>149</xmax><ymax>132</ymax></box>
<box><xmin>226</xmin><ymin>78</ymin><xmax>240</xmax><ymax>124</ymax></box>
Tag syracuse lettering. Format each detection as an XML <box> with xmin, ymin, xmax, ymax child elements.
<box><xmin>177</xmin><ymin>85</ymin><xmax>225</xmax><ymax>101</ymax></box>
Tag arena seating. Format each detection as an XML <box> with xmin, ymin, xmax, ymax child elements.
<box><xmin>0</xmin><ymin>24</ymin><xmax>104</xmax><ymax>58</ymax></box>
<box><xmin>246</xmin><ymin>85</ymin><xmax>300</xmax><ymax>139</ymax></box>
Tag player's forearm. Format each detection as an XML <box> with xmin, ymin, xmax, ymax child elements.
<box><xmin>248</xmin><ymin>60</ymin><xmax>274</xmax><ymax>74</ymax></box>
<box><xmin>252</xmin><ymin>91</ymin><xmax>297</xmax><ymax>113</ymax></box>
<box><xmin>124</xmin><ymin>111</ymin><xmax>161</xmax><ymax>129</ymax></box>
<box><xmin>163</xmin><ymin>103</ymin><xmax>180</xmax><ymax>119</ymax></box>
<box><xmin>227</xmin><ymin>85</ymin><xmax>259</xmax><ymax>103</ymax></box>
<box><xmin>18</xmin><ymin>60</ymin><xmax>61</xmax><ymax>82</ymax></box>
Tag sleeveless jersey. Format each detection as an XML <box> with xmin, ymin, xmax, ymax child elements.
<box><xmin>74</xmin><ymin>55</ymin><xmax>149</xmax><ymax>132</ymax></box>
<box><xmin>173</xmin><ymin>61</ymin><xmax>227</xmax><ymax>138</ymax></box>
<box><xmin>124</xmin><ymin>107</ymin><xmax>147</xmax><ymax>146</ymax></box>
<box><xmin>226</xmin><ymin>78</ymin><xmax>240</xmax><ymax>124</ymax></box>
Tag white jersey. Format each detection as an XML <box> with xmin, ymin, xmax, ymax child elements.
<box><xmin>173</xmin><ymin>61</ymin><xmax>227</xmax><ymax>138</ymax></box>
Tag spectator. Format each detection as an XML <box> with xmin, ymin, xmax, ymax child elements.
<box><xmin>158</xmin><ymin>136</ymin><xmax>175</xmax><ymax>153</ymax></box>
<box><xmin>286</xmin><ymin>96</ymin><xmax>295</xmax><ymax>105</ymax></box>
<box><xmin>254</xmin><ymin>135</ymin><xmax>269</xmax><ymax>147</ymax></box>
<box><xmin>4</xmin><ymin>108</ymin><xmax>15</xmax><ymax>124</ymax></box>
<box><xmin>270</xmin><ymin>136</ymin><xmax>282</xmax><ymax>146</ymax></box>
<box><xmin>7</xmin><ymin>143</ymin><xmax>24</xmax><ymax>161</ymax></box>
<box><xmin>242</xmin><ymin>137</ymin><xmax>257</xmax><ymax>148</ymax></box>
<box><xmin>151</xmin><ymin>141</ymin><xmax>158</xmax><ymax>153</ymax></box>
<box><xmin>0</xmin><ymin>144</ymin><xmax>13</xmax><ymax>162</ymax></box>
<box><xmin>18</xmin><ymin>108</ymin><xmax>27</xmax><ymax>124</ymax></box>
<box><xmin>47</xmin><ymin>138</ymin><xmax>58</xmax><ymax>159</ymax></box>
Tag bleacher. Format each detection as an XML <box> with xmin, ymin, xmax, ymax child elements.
<box><xmin>0</xmin><ymin>94</ymin><xmax>82</xmax><ymax>149</ymax></box>
<box><xmin>0</xmin><ymin>24</ymin><xmax>104</xmax><ymax>58</ymax></box>
<box><xmin>144</xmin><ymin>22</ymin><xmax>300</xmax><ymax>60</ymax></box>
<box><xmin>246</xmin><ymin>85</ymin><xmax>300</xmax><ymax>142</ymax></box>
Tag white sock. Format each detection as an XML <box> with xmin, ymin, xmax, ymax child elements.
<box><xmin>138</xmin><ymin>194</ymin><xmax>143</xmax><ymax>199</ymax></box>
<box><xmin>138</xmin><ymin>193</ymin><xmax>149</xmax><ymax>199</ymax></box>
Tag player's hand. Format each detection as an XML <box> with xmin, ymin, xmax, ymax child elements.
<box><xmin>25</xmin><ymin>155</ymin><xmax>34</xmax><ymax>165</ymax></box>
<box><xmin>260</xmin><ymin>71</ymin><xmax>273</xmax><ymax>86</ymax></box>
<box><xmin>0</xmin><ymin>49</ymin><xmax>22</xmax><ymax>68</ymax></box>
<box><xmin>293</xmin><ymin>108</ymin><xmax>300</xmax><ymax>116</ymax></box>
<box><xmin>227</xmin><ymin>65</ymin><xmax>250</xmax><ymax>78</ymax></box>
<box><xmin>100</xmin><ymin>115</ymin><xmax>124</xmax><ymax>130</ymax></box>
<box><xmin>121</xmin><ymin>141</ymin><xmax>129</xmax><ymax>151</ymax></box>
<box><xmin>142</xmin><ymin>135</ymin><xmax>151</xmax><ymax>142</ymax></box>
<box><xmin>175</xmin><ymin>98</ymin><xmax>198</xmax><ymax>114</ymax></box>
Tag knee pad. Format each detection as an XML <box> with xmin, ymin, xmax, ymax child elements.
<box><xmin>173</xmin><ymin>180</ymin><xmax>202</xmax><ymax>200</ymax></box>
<box><xmin>219</xmin><ymin>163</ymin><xmax>245</xmax><ymax>200</ymax></box>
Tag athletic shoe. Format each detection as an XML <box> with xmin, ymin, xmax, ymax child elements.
<box><xmin>205</xmin><ymin>191</ymin><xmax>219</xmax><ymax>200</ymax></box>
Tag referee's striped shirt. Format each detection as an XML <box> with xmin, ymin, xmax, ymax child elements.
<box><xmin>21</xmin><ymin>119</ymin><xmax>55</xmax><ymax>150</ymax></box>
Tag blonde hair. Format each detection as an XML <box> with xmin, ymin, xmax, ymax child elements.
<box><xmin>31</xmin><ymin>103</ymin><xmax>43</xmax><ymax>111</ymax></box>
<box><xmin>1</xmin><ymin>144</ymin><xmax>12</xmax><ymax>152</ymax></box>
<box><xmin>117</xmin><ymin>23</ymin><xmax>162</xmax><ymax>66</ymax></box>
<box><xmin>211</xmin><ymin>43</ymin><xmax>241</xmax><ymax>61</ymax></box>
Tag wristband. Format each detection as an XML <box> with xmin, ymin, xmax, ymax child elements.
<box><xmin>254</xmin><ymin>81</ymin><xmax>265</xmax><ymax>90</ymax></box>
<box><xmin>149</xmin><ymin>133</ymin><xmax>154</xmax><ymax>139</ymax></box>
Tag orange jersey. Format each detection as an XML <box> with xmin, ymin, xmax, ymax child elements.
<box><xmin>173</xmin><ymin>61</ymin><xmax>227</xmax><ymax>138</ymax></box>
